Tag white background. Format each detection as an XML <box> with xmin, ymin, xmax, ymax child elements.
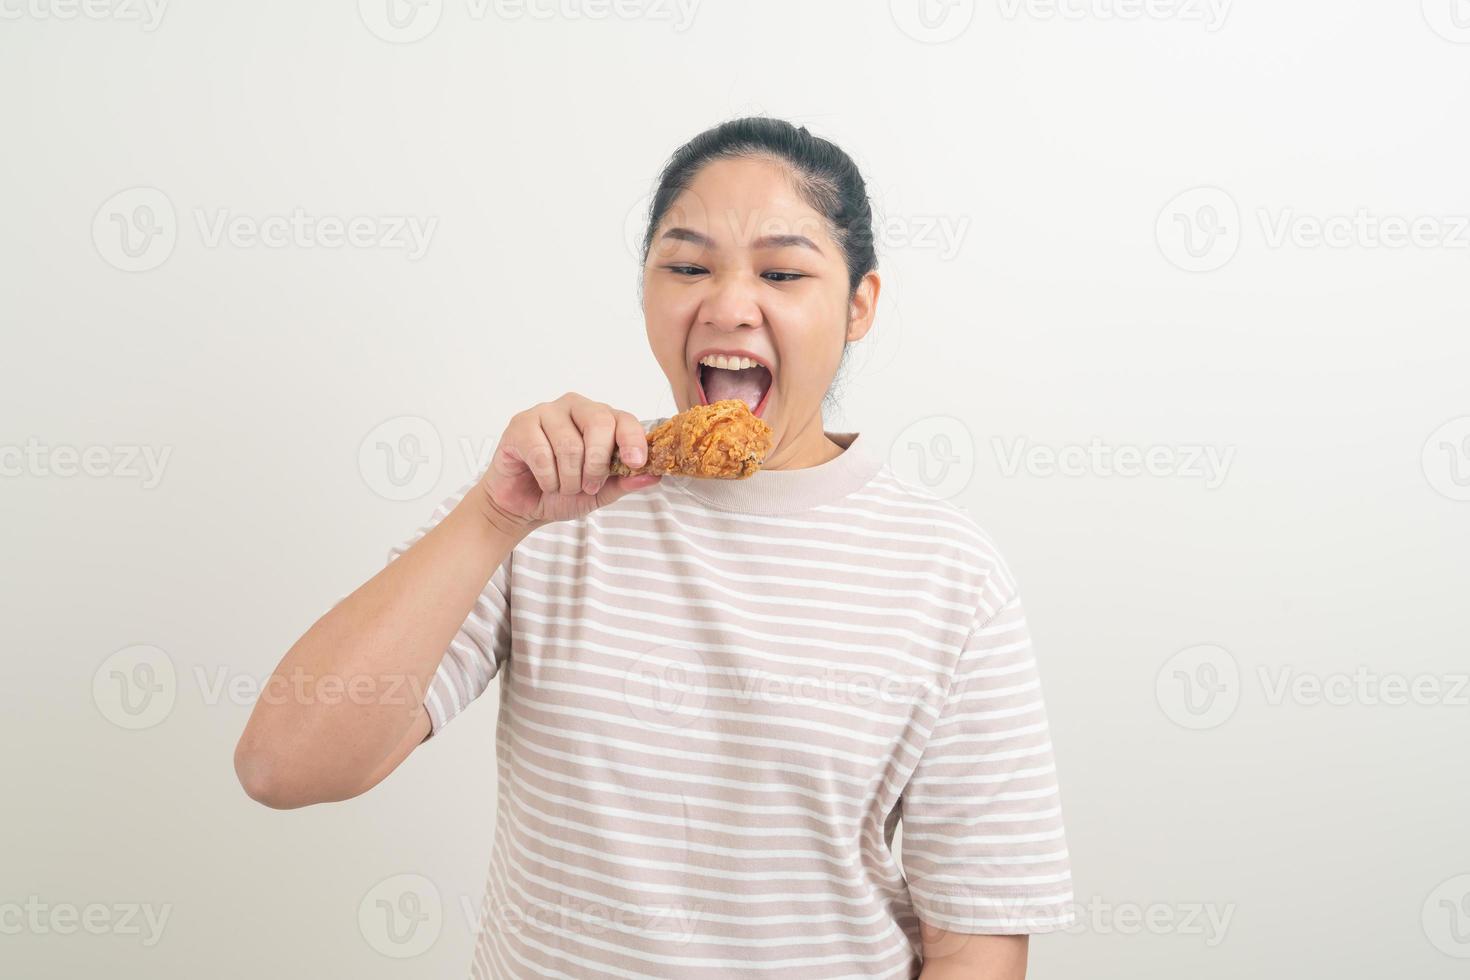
<box><xmin>3</xmin><ymin>1</ymin><xmax>1469</xmax><ymax>976</ymax></box>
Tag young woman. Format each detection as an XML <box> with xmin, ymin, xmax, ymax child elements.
<box><xmin>235</xmin><ymin>117</ymin><xmax>1074</xmax><ymax>979</ymax></box>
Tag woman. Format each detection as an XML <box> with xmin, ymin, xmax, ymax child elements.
<box><xmin>235</xmin><ymin>117</ymin><xmax>1074</xmax><ymax>979</ymax></box>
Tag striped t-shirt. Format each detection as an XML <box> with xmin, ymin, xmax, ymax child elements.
<box><xmin>391</xmin><ymin>423</ymin><xmax>1075</xmax><ymax>979</ymax></box>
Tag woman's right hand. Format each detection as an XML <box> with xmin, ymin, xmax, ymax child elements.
<box><xmin>478</xmin><ymin>392</ymin><xmax>662</xmax><ymax>535</ymax></box>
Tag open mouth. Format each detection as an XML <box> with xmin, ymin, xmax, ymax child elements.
<box><xmin>696</xmin><ymin>357</ymin><xmax>773</xmax><ymax>418</ymax></box>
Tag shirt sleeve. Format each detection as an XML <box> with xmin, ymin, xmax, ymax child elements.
<box><xmin>386</xmin><ymin>483</ymin><xmax>513</xmax><ymax>739</ymax></box>
<box><xmin>898</xmin><ymin>589</ymin><xmax>1075</xmax><ymax>934</ymax></box>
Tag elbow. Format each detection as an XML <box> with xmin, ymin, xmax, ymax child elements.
<box><xmin>233</xmin><ymin>736</ymin><xmax>314</xmax><ymax>810</ymax></box>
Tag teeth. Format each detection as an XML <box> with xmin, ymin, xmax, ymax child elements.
<box><xmin>699</xmin><ymin>354</ymin><xmax>759</xmax><ymax>370</ymax></box>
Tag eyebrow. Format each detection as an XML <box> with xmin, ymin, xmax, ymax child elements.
<box><xmin>660</xmin><ymin>227</ymin><xmax>824</xmax><ymax>255</ymax></box>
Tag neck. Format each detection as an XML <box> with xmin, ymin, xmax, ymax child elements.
<box><xmin>763</xmin><ymin>413</ymin><xmax>844</xmax><ymax>470</ymax></box>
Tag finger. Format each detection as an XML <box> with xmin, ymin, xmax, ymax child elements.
<box><xmin>593</xmin><ymin>473</ymin><xmax>661</xmax><ymax>508</ymax></box>
<box><xmin>539</xmin><ymin>409</ymin><xmax>584</xmax><ymax>497</ymax></box>
<box><xmin>572</xmin><ymin>401</ymin><xmax>617</xmax><ymax>495</ymax></box>
<box><xmin>613</xmin><ymin>411</ymin><xmax>649</xmax><ymax>472</ymax></box>
<box><xmin>506</xmin><ymin>415</ymin><xmax>558</xmax><ymax>494</ymax></box>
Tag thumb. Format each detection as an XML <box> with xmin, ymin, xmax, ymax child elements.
<box><xmin>592</xmin><ymin>473</ymin><xmax>662</xmax><ymax>507</ymax></box>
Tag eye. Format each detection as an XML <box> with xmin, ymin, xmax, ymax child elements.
<box><xmin>663</xmin><ymin>265</ymin><xmax>806</xmax><ymax>282</ymax></box>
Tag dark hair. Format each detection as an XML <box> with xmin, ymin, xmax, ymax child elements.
<box><xmin>638</xmin><ymin>116</ymin><xmax>878</xmax><ymax>410</ymax></box>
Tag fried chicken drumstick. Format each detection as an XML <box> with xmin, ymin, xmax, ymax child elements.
<box><xmin>610</xmin><ymin>399</ymin><xmax>774</xmax><ymax>479</ymax></box>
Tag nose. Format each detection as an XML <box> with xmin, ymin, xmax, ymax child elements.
<box><xmin>697</xmin><ymin>269</ymin><xmax>762</xmax><ymax>333</ymax></box>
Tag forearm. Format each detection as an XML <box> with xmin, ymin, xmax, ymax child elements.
<box><xmin>919</xmin><ymin>962</ymin><xmax>1024</xmax><ymax>980</ymax></box>
<box><xmin>918</xmin><ymin>929</ymin><xmax>1028</xmax><ymax>980</ymax></box>
<box><xmin>234</xmin><ymin>489</ymin><xmax>522</xmax><ymax>807</ymax></box>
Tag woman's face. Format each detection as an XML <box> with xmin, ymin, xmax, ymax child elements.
<box><xmin>641</xmin><ymin>155</ymin><xmax>878</xmax><ymax>463</ymax></box>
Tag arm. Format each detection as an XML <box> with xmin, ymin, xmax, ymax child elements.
<box><xmin>233</xmin><ymin>490</ymin><xmax>524</xmax><ymax>809</ymax></box>
<box><xmin>233</xmin><ymin>394</ymin><xmax>658</xmax><ymax>811</ymax></box>
<box><xmin>901</xmin><ymin>584</ymin><xmax>1073</xmax><ymax>978</ymax></box>
<box><xmin>918</xmin><ymin>928</ymin><xmax>1028</xmax><ymax>980</ymax></box>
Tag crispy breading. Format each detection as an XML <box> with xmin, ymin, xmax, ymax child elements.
<box><xmin>610</xmin><ymin>399</ymin><xmax>774</xmax><ymax>479</ymax></box>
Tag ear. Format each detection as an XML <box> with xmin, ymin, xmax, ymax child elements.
<box><xmin>845</xmin><ymin>270</ymin><xmax>880</xmax><ymax>343</ymax></box>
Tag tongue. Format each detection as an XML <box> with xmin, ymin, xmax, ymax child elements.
<box><xmin>704</xmin><ymin>365</ymin><xmax>772</xmax><ymax>411</ymax></box>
